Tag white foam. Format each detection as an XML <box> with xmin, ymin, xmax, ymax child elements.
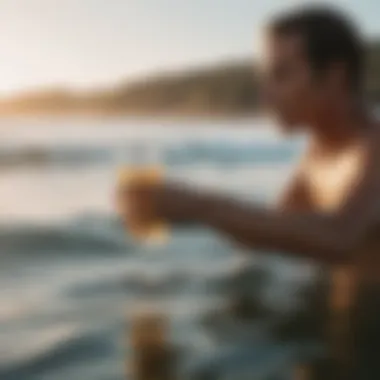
<box><xmin>0</xmin><ymin>323</ymin><xmax>78</xmax><ymax>366</ymax></box>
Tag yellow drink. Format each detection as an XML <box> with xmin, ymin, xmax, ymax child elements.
<box><xmin>117</xmin><ymin>144</ymin><xmax>168</xmax><ymax>244</ymax></box>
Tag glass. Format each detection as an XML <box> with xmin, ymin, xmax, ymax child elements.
<box><xmin>117</xmin><ymin>140</ymin><xmax>168</xmax><ymax>245</ymax></box>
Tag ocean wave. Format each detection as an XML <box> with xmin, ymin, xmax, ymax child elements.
<box><xmin>0</xmin><ymin>145</ymin><xmax>113</xmax><ymax>169</ymax></box>
<box><xmin>65</xmin><ymin>269</ymin><xmax>191</xmax><ymax>300</ymax></box>
<box><xmin>0</xmin><ymin>138</ymin><xmax>302</xmax><ymax>170</ymax></box>
<box><xmin>0</xmin><ymin>326</ymin><xmax>116</xmax><ymax>380</ymax></box>
<box><xmin>0</xmin><ymin>216</ymin><xmax>130</xmax><ymax>256</ymax></box>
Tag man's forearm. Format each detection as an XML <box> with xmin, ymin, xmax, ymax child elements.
<box><xmin>162</xmin><ymin>188</ymin><xmax>355</xmax><ymax>265</ymax></box>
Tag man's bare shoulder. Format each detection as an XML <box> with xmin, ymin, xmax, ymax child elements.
<box><xmin>278</xmin><ymin>145</ymin><xmax>315</xmax><ymax>211</ymax></box>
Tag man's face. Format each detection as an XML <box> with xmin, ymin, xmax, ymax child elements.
<box><xmin>259</xmin><ymin>33</ymin><xmax>326</xmax><ymax>131</ymax></box>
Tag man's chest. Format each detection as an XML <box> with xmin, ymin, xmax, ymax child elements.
<box><xmin>302</xmin><ymin>145</ymin><xmax>365</xmax><ymax>212</ymax></box>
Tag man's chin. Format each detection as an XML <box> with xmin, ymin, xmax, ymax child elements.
<box><xmin>262</xmin><ymin>111</ymin><xmax>303</xmax><ymax>133</ymax></box>
<box><xmin>279</xmin><ymin>124</ymin><xmax>300</xmax><ymax>135</ymax></box>
<box><xmin>274</xmin><ymin>117</ymin><xmax>301</xmax><ymax>134</ymax></box>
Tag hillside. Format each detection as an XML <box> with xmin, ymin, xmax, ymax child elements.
<box><xmin>0</xmin><ymin>41</ymin><xmax>379</xmax><ymax>117</ymax></box>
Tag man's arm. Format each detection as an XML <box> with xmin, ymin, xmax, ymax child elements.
<box><xmin>278</xmin><ymin>171</ymin><xmax>313</xmax><ymax>212</ymax></box>
<box><xmin>158</xmin><ymin>139</ymin><xmax>380</xmax><ymax>266</ymax></box>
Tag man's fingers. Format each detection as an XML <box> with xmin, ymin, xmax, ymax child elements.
<box><xmin>115</xmin><ymin>182</ymin><xmax>160</xmax><ymax>231</ymax></box>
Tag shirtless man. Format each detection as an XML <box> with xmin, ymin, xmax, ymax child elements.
<box><xmin>119</xmin><ymin>7</ymin><xmax>380</xmax><ymax>379</ymax></box>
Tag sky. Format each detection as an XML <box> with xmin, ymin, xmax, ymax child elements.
<box><xmin>0</xmin><ymin>0</ymin><xmax>378</xmax><ymax>95</ymax></box>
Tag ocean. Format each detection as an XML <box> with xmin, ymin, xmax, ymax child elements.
<box><xmin>0</xmin><ymin>118</ymin><xmax>318</xmax><ymax>380</ymax></box>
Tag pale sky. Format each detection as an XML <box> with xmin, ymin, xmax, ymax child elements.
<box><xmin>0</xmin><ymin>0</ymin><xmax>378</xmax><ymax>95</ymax></box>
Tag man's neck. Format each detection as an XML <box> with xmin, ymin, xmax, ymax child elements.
<box><xmin>311</xmin><ymin>99</ymin><xmax>369</xmax><ymax>152</ymax></box>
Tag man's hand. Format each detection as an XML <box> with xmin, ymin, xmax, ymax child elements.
<box><xmin>116</xmin><ymin>179</ymin><xmax>202</xmax><ymax>232</ymax></box>
<box><xmin>116</xmin><ymin>180</ymin><xmax>160</xmax><ymax>233</ymax></box>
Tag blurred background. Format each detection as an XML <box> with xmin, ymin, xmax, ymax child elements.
<box><xmin>0</xmin><ymin>1</ymin><xmax>379</xmax><ymax>379</ymax></box>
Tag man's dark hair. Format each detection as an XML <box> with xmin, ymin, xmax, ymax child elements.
<box><xmin>269</xmin><ymin>6</ymin><xmax>365</xmax><ymax>92</ymax></box>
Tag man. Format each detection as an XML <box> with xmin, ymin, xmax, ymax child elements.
<box><xmin>119</xmin><ymin>6</ymin><xmax>380</xmax><ymax>380</ymax></box>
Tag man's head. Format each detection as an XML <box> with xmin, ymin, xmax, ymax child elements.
<box><xmin>261</xmin><ymin>6</ymin><xmax>364</xmax><ymax>131</ymax></box>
